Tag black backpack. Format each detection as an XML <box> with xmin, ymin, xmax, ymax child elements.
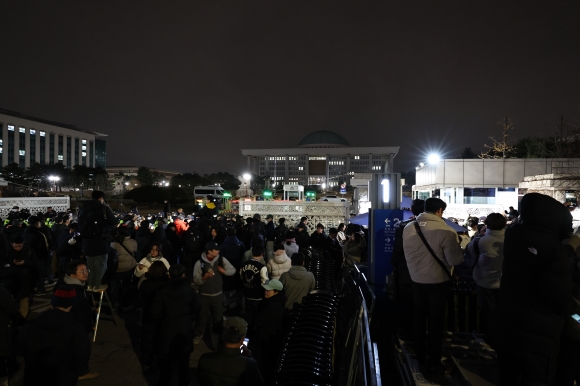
<box><xmin>79</xmin><ymin>205</ymin><xmax>110</xmax><ymax>239</ymax></box>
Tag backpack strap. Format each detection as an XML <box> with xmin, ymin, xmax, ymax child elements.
<box><xmin>413</xmin><ymin>221</ymin><xmax>452</xmax><ymax>281</ymax></box>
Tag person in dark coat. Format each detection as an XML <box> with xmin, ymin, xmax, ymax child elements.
<box><xmin>162</xmin><ymin>200</ymin><xmax>170</xmax><ymax>218</ymax></box>
<box><xmin>253</xmin><ymin>279</ymin><xmax>286</xmax><ymax>384</ymax></box>
<box><xmin>55</xmin><ymin>224</ymin><xmax>83</xmax><ymax>276</ymax></box>
<box><xmin>150</xmin><ymin>264</ymin><xmax>201</xmax><ymax>386</ymax></box>
<box><xmin>489</xmin><ymin>193</ymin><xmax>577</xmax><ymax>385</ymax></box>
<box><xmin>78</xmin><ymin>190</ymin><xmax>118</xmax><ymax>291</ymax></box>
<box><xmin>197</xmin><ymin>317</ymin><xmax>264</xmax><ymax>386</ymax></box>
<box><xmin>391</xmin><ymin>199</ymin><xmax>423</xmax><ymax>340</ymax></box>
<box><xmin>53</xmin><ymin>260</ymin><xmax>93</xmax><ymax>334</ymax></box>
<box><xmin>135</xmin><ymin>220</ymin><xmax>154</xmax><ymax>260</ymax></box>
<box><xmin>0</xmin><ymin>286</ymin><xmax>19</xmax><ymax>386</ymax></box>
<box><xmin>220</xmin><ymin>227</ymin><xmax>246</xmax><ymax>293</ymax></box>
<box><xmin>295</xmin><ymin>223</ymin><xmax>310</xmax><ymax>251</ymax></box>
<box><xmin>4</xmin><ymin>220</ymin><xmax>25</xmax><ymax>243</ymax></box>
<box><xmin>23</xmin><ymin>216</ymin><xmax>51</xmax><ymax>294</ymax></box>
<box><xmin>18</xmin><ymin>285</ymin><xmax>91</xmax><ymax>386</ymax></box>
<box><xmin>7</xmin><ymin>236</ymin><xmax>36</xmax><ymax>318</ymax></box>
<box><xmin>309</xmin><ymin>223</ymin><xmax>328</xmax><ymax>250</ymax></box>
<box><xmin>138</xmin><ymin>261</ymin><xmax>169</xmax><ymax>371</ymax></box>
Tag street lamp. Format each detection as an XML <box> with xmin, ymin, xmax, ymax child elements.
<box><xmin>242</xmin><ymin>173</ymin><xmax>252</xmax><ymax>196</ymax></box>
<box><xmin>427</xmin><ymin>153</ymin><xmax>441</xmax><ymax>164</ymax></box>
<box><xmin>48</xmin><ymin>176</ymin><xmax>60</xmax><ymax>192</ymax></box>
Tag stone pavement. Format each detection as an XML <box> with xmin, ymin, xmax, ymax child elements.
<box><xmin>8</xmin><ymin>284</ymin><xmax>217</xmax><ymax>386</ymax></box>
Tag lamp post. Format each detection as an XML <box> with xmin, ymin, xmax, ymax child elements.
<box><xmin>48</xmin><ymin>176</ymin><xmax>60</xmax><ymax>194</ymax></box>
<box><xmin>243</xmin><ymin>173</ymin><xmax>251</xmax><ymax>197</ymax></box>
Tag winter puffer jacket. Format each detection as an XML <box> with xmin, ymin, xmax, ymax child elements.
<box><xmin>489</xmin><ymin>193</ymin><xmax>576</xmax><ymax>385</ymax></box>
<box><xmin>111</xmin><ymin>237</ymin><xmax>137</xmax><ymax>273</ymax></box>
<box><xmin>267</xmin><ymin>250</ymin><xmax>292</xmax><ymax>280</ymax></box>
<box><xmin>402</xmin><ymin>213</ymin><xmax>464</xmax><ymax>284</ymax></box>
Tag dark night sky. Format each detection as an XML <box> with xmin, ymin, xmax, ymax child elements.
<box><xmin>1</xmin><ymin>1</ymin><xmax>579</xmax><ymax>174</ymax></box>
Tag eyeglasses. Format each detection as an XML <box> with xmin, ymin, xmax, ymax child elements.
<box><xmin>78</xmin><ymin>269</ymin><xmax>90</xmax><ymax>274</ymax></box>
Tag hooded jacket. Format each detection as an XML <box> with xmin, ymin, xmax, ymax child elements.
<box><xmin>150</xmin><ymin>277</ymin><xmax>202</xmax><ymax>357</ymax></box>
<box><xmin>193</xmin><ymin>252</ymin><xmax>236</xmax><ymax>296</ymax></box>
<box><xmin>198</xmin><ymin>346</ymin><xmax>264</xmax><ymax>386</ymax></box>
<box><xmin>267</xmin><ymin>250</ymin><xmax>292</xmax><ymax>280</ymax></box>
<box><xmin>489</xmin><ymin>193</ymin><xmax>576</xmax><ymax>384</ymax></box>
<box><xmin>402</xmin><ymin>213</ymin><xmax>464</xmax><ymax>284</ymax></box>
<box><xmin>472</xmin><ymin>228</ymin><xmax>505</xmax><ymax>289</ymax></box>
<box><xmin>18</xmin><ymin>308</ymin><xmax>90</xmax><ymax>386</ymax></box>
<box><xmin>279</xmin><ymin>266</ymin><xmax>316</xmax><ymax>309</ymax></box>
<box><xmin>283</xmin><ymin>239</ymin><xmax>299</xmax><ymax>257</ymax></box>
<box><xmin>111</xmin><ymin>236</ymin><xmax>137</xmax><ymax>273</ymax></box>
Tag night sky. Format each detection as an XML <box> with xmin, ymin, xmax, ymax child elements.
<box><xmin>1</xmin><ymin>1</ymin><xmax>579</xmax><ymax>174</ymax></box>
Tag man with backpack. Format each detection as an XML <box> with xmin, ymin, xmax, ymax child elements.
<box><xmin>192</xmin><ymin>241</ymin><xmax>236</xmax><ymax>345</ymax></box>
<box><xmin>78</xmin><ymin>191</ymin><xmax>117</xmax><ymax>292</ymax></box>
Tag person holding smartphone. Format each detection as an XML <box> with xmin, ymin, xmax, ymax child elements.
<box><xmin>7</xmin><ymin>236</ymin><xmax>36</xmax><ymax>318</ymax></box>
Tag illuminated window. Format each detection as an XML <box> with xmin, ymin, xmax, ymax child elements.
<box><xmin>30</xmin><ymin>129</ymin><xmax>36</xmax><ymax>135</ymax></box>
<box><xmin>82</xmin><ymin>152</ymin><xmax>86</xmax><ymax>157</ymax></box>
<box><xmin>40</xmin><ymin>131</ymin><xmax>46</xmax><ymax>137</ymax></box>
<box><xmin>82</xmin><ymin>145</ymin><xmax>86</xmax><ymax>150</ymax></box>
<box><xmin>298</xmin><ymin>166</ymin><xmax>303</xmax><ymax>170</ymax></box>
<box><xmin>58</xmin><ymin>155</ymin><xmax>63</xmax><ymax>161</ymax></box>
<box><xmin>354</xmin><ymin>156</ymin><xmax>360</xmax><ymax>159</ymax></box>
<box><xmin>7</xmin><ymin>125</ymin><xmax>14</xmax><ymax>131</ymax></box>
<box><xmin>19</xmin><ymin>127</ymin><xmax>25</xmax><ymax>133</ymax></box>
<box><xmin>0</xmin><ymin>148</ymin><xmax>3</xmax><ymax>153</ymax></box>
<box><xmin>19</xmin><ymin>150</ymin><xmax>25</xmax><ymax>156</ymax></box>
<box><xmin>82</xmin><ymin>139</ymin><xmax>87</xmax><ymax>145</ymax></box>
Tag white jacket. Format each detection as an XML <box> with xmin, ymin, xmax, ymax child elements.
<box><xmin>267</xmin><ymin>251</ymin><xmax>292</xmax><ymax>280</ymax></box>
<box><xmin>402</xmin><ymin>213</ymin><xmax>464</xmax><ymax>284</ymax></box>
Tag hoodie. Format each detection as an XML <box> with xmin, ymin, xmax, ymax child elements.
<box><xmin>267</xmin><ymin>250</ymin><xmax>292</xmax><ymax>280</ymax></box>
<box><xmin>193</xmin><ymin>252</ymin><xmax>236</xmax><ymax>296</ymax></box>
<box><xmin>19</xmin><ymin>308</ymin><xmax>90</xmax><ymax>386</ymax></box>
<box><xmin>279</xmin><ymin>266</ymin><xmax>316</xmax><ymax>309</ymax></box>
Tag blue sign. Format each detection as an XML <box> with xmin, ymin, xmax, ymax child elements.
<box><xmin>371</xmin><ymin>209</ymin><xmax>404</xmax><ymax>287</ymax></box>
<box><xmin>340</xmin><ymin>183</ymin><xmax>346</xmax><ymax>194</ymax></box>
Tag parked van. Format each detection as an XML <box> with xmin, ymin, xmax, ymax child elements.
<box><xmin>193</xmin><ymin>186</ymin><xmax>225</xmax><ymax>198</ymax></box>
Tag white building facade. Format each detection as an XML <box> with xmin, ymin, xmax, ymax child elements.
<box><xmin>0</xmin><ymin>109</ymin><xmax>106</xmax><ymax>169</ymax></box>
<box><xmin>413</xmin><ymin>158</ymin><xmax>580</xmax><ymax>210</ymax></box>
<box><xmin>242</xmin><ymin>130</ymin><xmax>399</xmax><ymax>188</ymax></box>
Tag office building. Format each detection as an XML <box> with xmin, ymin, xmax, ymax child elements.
<box><xmin>0</xmin><ymin>108</ymin><xmax>107</xmax><ymax>169</ymax></box>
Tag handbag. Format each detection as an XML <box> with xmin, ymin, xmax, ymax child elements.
<box><xmin>413</xmin><ymin>222</ymin><xmax>453</xmax><ymax>281</ymax></box>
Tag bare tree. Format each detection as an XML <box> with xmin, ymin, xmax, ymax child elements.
<box><xmin>480</xmin><ymin>117</ymin><xmax>516</xmax><ymax>159</ymax></box>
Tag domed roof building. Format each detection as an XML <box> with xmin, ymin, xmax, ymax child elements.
<box><xmin>242</xmin><ymin>130</ymin><xmax>399</xmax><ymax>188</ymax></box>
<box><xmin>297</xmin><ymin>130</ymin><xmax>350</xmax><ymax>148</ymax></box>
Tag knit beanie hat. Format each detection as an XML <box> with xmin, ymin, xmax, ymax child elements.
<box><xmin>51</xmin><ymin>285</ymin><xmax>77</xmax><ymax>308</ymax></box>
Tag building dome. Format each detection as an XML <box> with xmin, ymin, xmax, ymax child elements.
<box><xmin>297</xmin><ymin>130</ymin><xmax>350</xmax><ymax>148</ymax></box>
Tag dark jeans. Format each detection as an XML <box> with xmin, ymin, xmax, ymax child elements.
<box><xmin>86</xmin><ymin>254</ymin><xmax>107</xmax><ymax>287</ymax></box>
<box><xmin>398</xmin><ymin>284</ymin><xmax>414</xmax><ymax>338</ymax></box>
<box><xmin>412</xmin><ymin>281</ymin><xmax>449</xmax><ymax>366</ymax></box>
<box><xmin>108</xmin><ymin>270</ymin><xmax>134</xmax><ymax>307</ymax></box>
<box><xmin>555</xmin><ymin>336</ymin><xmax>580</xmax><ymax>386</ymax></box>
<box><xmin>476</xmin><ymin>285</ymin><xmax>499</xmax><ymax>334</ymax></box>
<box><xmin>157</xmin><ymin>355</ymin><xmax>190</xmax><ymax>386</ymax></box>
<box><xmin>35</xmin><ymin>259</ymin><xmax>52</xmax><ymax>292</ymax></box>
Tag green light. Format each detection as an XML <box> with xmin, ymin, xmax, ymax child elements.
<box><xmin>223</xmin><ymin>192</ymin><xmax>232</xmax><ymax>198</ymax></box>
<box><xmin>263</xmin><ymin>190</ymin><xmax>272</xmax><ymax>197</ymax></box>
<box><xmin>306</xmin><ymin>191</ymin><xmax>316</xmax><ymax>197</ymax></box>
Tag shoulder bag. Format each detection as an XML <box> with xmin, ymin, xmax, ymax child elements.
<box><xmin>413</xmin><ymin>221</ymin><xmax>453</xmax><ymax>281</ymax></box>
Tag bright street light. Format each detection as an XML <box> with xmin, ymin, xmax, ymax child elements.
<box><xmin>243</xmin><ymin>173</ymin><xmax>251</xmax><ymax>180</ymax></box>
<box><xmin>427</xmin><ymin>153</ymin><xmax>441</xmax><ymax>164</ymax></box>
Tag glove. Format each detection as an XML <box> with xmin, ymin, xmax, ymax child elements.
<box><xmin>68</xmin><ymin>237</ymin><xmax>77</xmax><ymax>245</ymax></box>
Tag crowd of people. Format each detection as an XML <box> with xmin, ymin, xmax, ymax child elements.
<box><xmin>0</xmin><ymin>192</ymin><xmax>364</xmax><ymax>386</ymax></box>
<box><xmin>392</xmin><ymin>196</ymin><xmax>580</xmax><ymax>385</ymax></box>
